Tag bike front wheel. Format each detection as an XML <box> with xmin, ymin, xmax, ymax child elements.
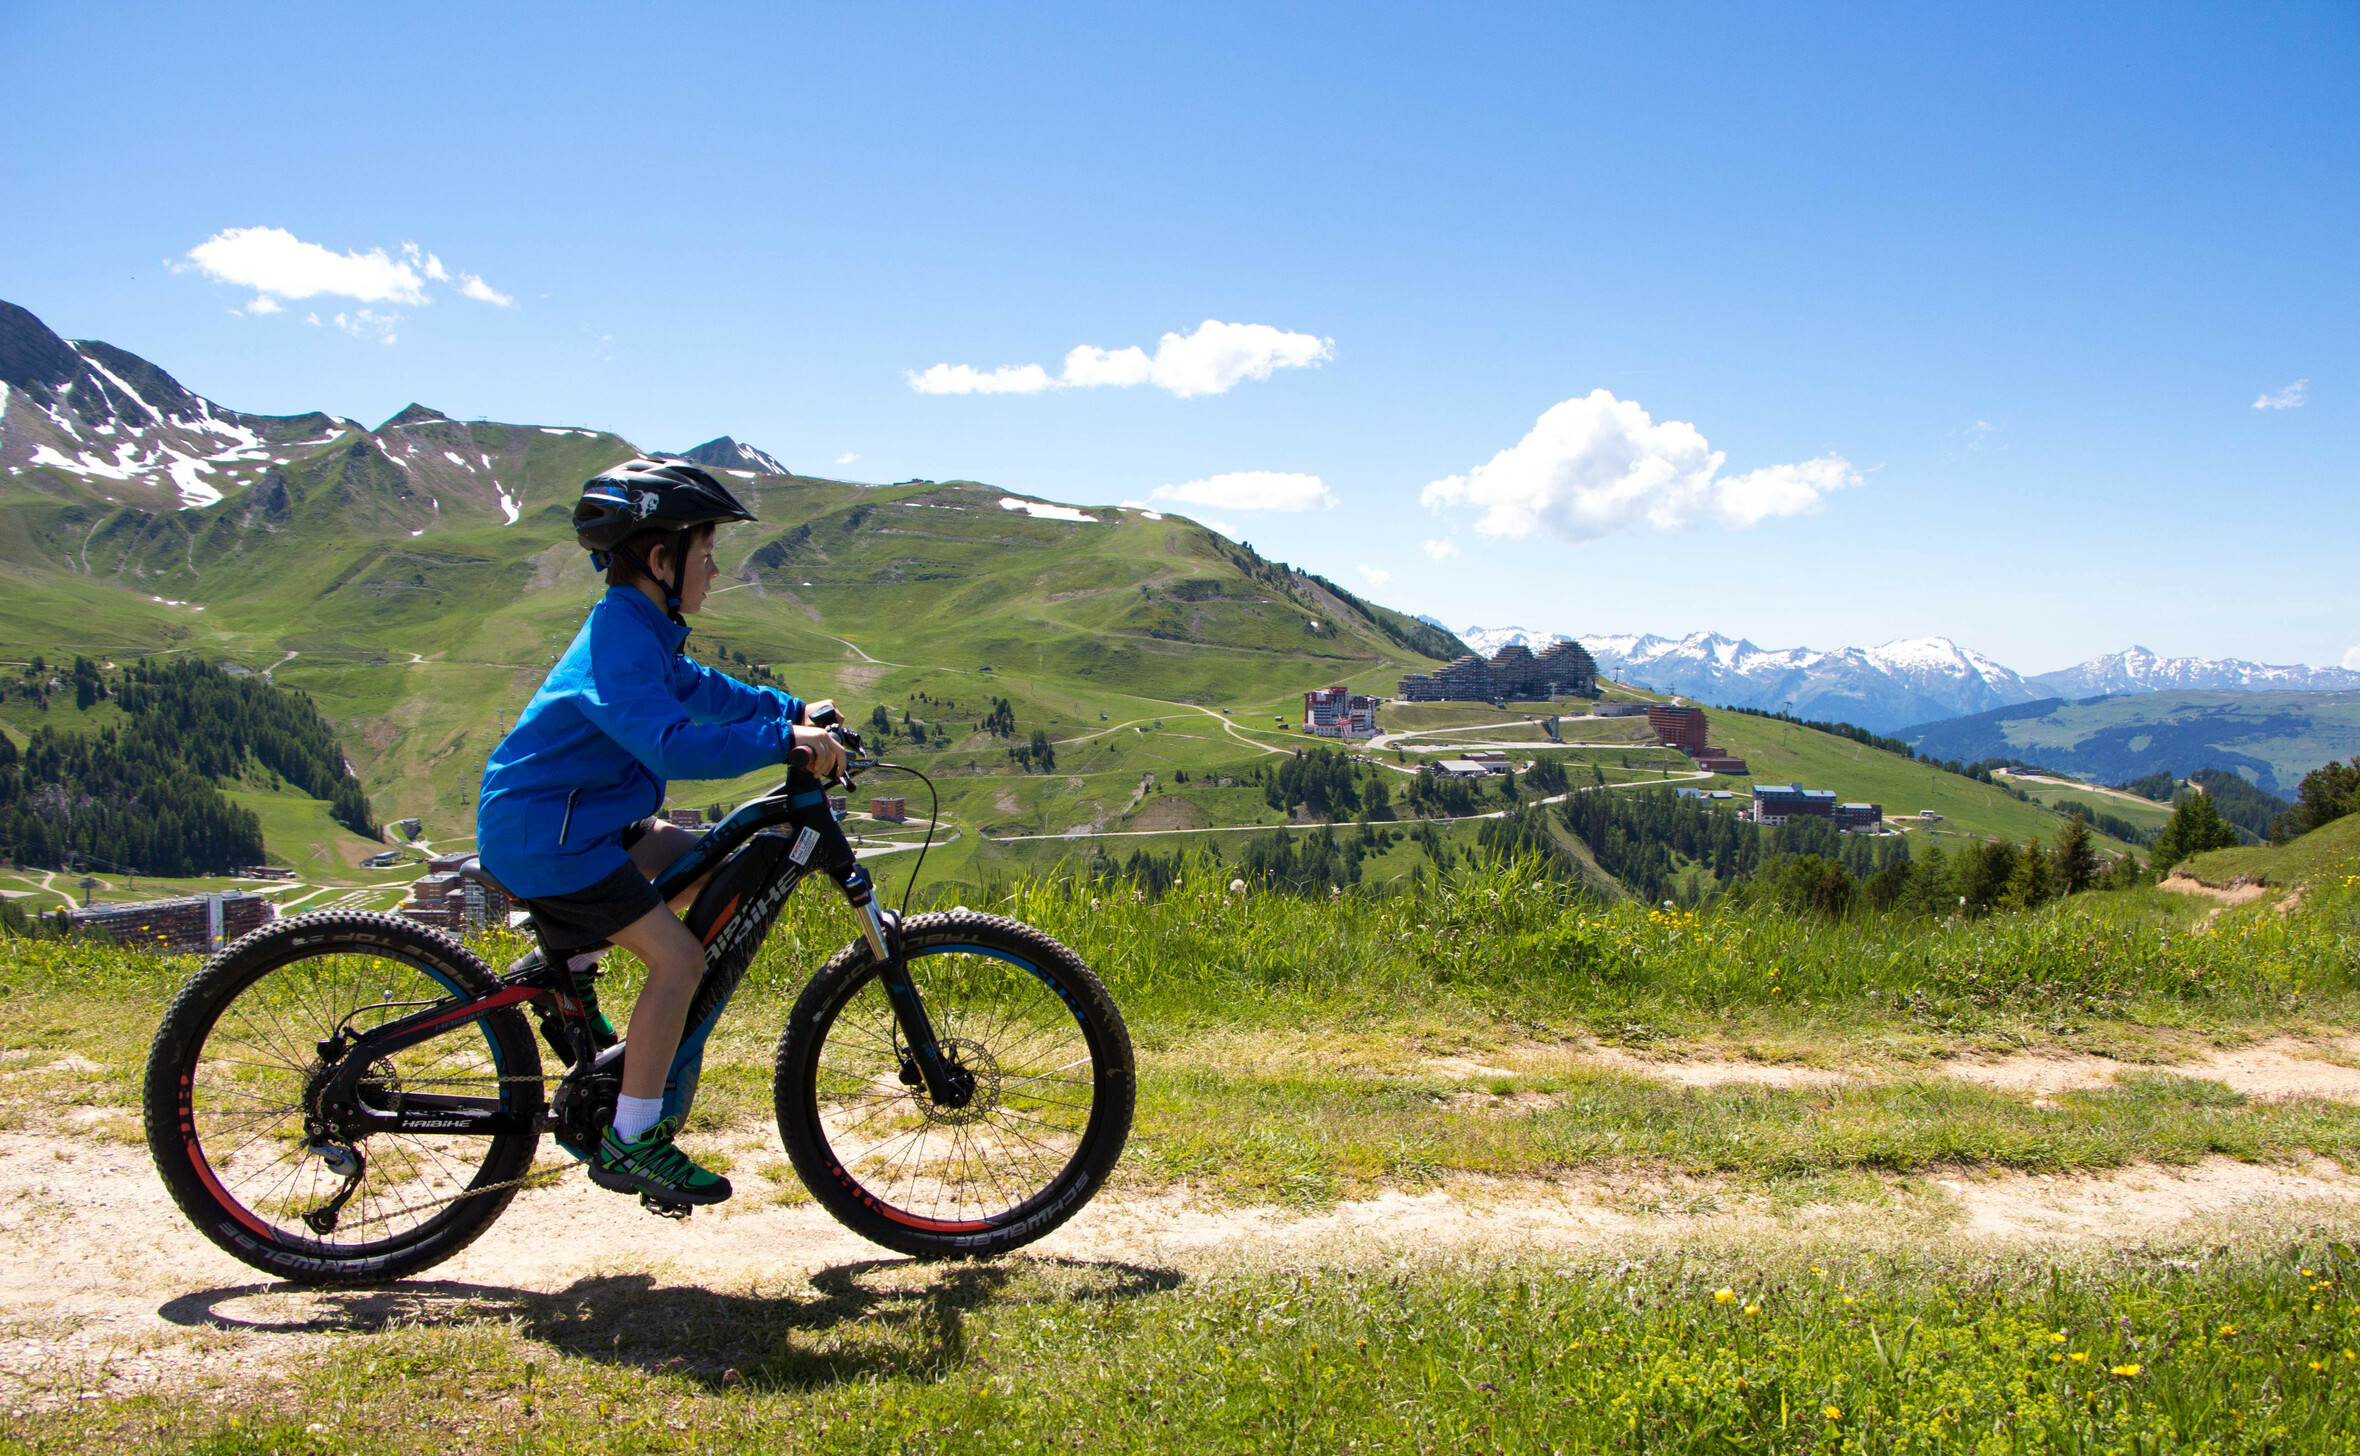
<box><xmin>774</xmin><ymin>909</ymin><xmax>1133</xmax><ymax>1258</ymax></box>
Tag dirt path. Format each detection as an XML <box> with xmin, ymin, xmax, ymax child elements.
<box><xmin>1459</xmin><ymin>1034</ymin><xmax>2360</xmax><ymax>1102</ymax></box>
<box><xmin>2159</xmin><ymin>870</ymin><xmax>2274</xmax><ymax>905</ymax></box>
<box><xmin>12</xmin><ymin>1033</ymin><xmax>2360</xmax><ymax>1408</ymax></box>
<box><xmin>8</xmin><ymin>1124</ymin><xmax>2360</xmax><ymax>1413</ymax></box>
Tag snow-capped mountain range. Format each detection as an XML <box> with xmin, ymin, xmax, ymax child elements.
<box><xmin>1417</xmin><ymin>618</ymin><xmax>2360</xmax><ymax>732</ymax></box>
<box><xmin>2027</xmin><ymin>647</ymin><xmax>2360</xmax><ymax>698</ymax></box>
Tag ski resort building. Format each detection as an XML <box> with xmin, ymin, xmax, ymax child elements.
<box><xmin>1751</xmin><ymin>783</ymin><xmax>1838</xmax><ymax>825</ymax></box>
<box><xmin>1834</xmin><ymin>803</ymin><xmax>1886</xmax><ymax>833</ymax></box>
<box><xmin>1302</xmin><ymin>685</ymin><xmax>1379</xmax><ymax>738</ymax></box>
<box><xmin>72</xmin><ymin>891</ymin><xmax>275</xmax><ymax>955</ymax></box>
<box><xmin>1646</xmin><ymin>704</ymin><xmax>1711</xmax><ymax>754</ymax></box>
<box><xmin>1397</xmin><ymin>640</ymin><xmax>1599</xmax><ymax>702</ymax></box>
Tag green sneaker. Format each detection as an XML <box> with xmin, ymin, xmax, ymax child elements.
<box><xmin>588</xmin><ymin>1117</ymin><xmax>732</xmax><ymax>1205</ymax></box>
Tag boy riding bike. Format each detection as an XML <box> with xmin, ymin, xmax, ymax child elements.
<box><xmin>476</xmin><ymin>458</ymin><xmax>844</xmax><ymax>1207</ymax></box>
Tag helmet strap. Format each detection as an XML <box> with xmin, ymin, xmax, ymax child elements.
<box><xmin>665</xmin><ymin>528</ymin><xmax>691</xmax><ymax>628</ymax></box>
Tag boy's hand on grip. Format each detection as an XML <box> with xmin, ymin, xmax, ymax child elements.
<box><xmin>790</xmin><ymin>724</ymin><xmax>848</xmax><ymax>781</ymax></box>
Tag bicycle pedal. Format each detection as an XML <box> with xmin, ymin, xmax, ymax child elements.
<box><xmin>640</xmin><ymin>1193</ymin><xmax>694</xmax><ymax>1220</ymax></box>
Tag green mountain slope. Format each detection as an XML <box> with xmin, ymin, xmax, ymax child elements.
<box><xmin>1</xmin><ymin>299</ymin><xmax>2125</xmax><ymax>898</ymax></box>
<box><xmin>1902</xmin><ymin>691</ymin><xmax>2360</xmax><ymax>795</ymax></box>
<box><xmin>0</xmin><ymin>301</ymin><xmax>1471</xmax><ymax>881</ymax></box>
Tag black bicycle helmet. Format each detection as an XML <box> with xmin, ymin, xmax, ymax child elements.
<box><xmin>573</xmin><ymin>458</ymin><xmax>757</xmax><ymax>624</ymax></box>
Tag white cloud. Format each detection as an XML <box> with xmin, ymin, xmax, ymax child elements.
<box><xmin>835</xmin><ymin>452</ymin><xmax>859</xmax><ymax>465</ymax></box>
<box><xmin>1420</xmin><ymin>388</ymin><xmax>1859</xmax><ymax>543</ymax></box>
<box><xmin>906</xmin><ymin>362</ymin><xmax>1057</xmax><ymax>395</ymax></box>
<box><xmin>403</xmin><ymin>243</ymin><xmax>452</xmax><ymax>282</ymax></box>
<box><xmin>1712</xmin><ymin>457</ymin><xmax>1862</xmax><ymax>528</ymax></box>
<box><xmin>1139</xmin><ymin>320</ymin><xmax>1332</xmax><ymax>398</ymax></box>
<box><xmin>185</xmin><ymin>227</ymin><xmax>427</xmax><ymax>305</ymax></box>
<box><xmin>2343</xmin><ymin>645</ymin><xmax>2360</xmax><ymax>672</ymax></box>
<box><xmin>1421</xmin><ymin>538</ymin><xmax>1461</xmax><ymax>561</ymax></box>
<box><xmin>1357</xmin><ymin>564</ymin><xmax>1393</xmax><ymax>589</ymax></box>
<box><xmin>1152</xmin><ymin>471</ymin><xmax>1336</xmax><ymax>513</ymax></box>
<box><xmin>458</xmin><ymin>273</ymin><xmax>513</xmax><ymax>306</ymax></box>
<box><xmin>333</xmin><ymin>309</ymin><xmax>401</xmax><ymax>344</ymax></box>
<box><xmin>1060</xmin><ymin>344</ymin><xmax>1154</xmax><ymax>388</ymax></box>
<box><xmin>911</xmin><ymin>319</ymin><xmax>1332</xmax><ymax>399</ymax></box>
<box><xmin>303</xmin><ymin>311</ymin><xmax>320</xmax><ymax>326</ymax></box>
<box><xmin>180</xmin><ymin>226</ymin><xmax>512</xmax><ymax>318</ymax></box>
<box><xmin>2254</xmin><ymin>379</ymin><xmax>2308</xmax><ymax>410</ymax></box>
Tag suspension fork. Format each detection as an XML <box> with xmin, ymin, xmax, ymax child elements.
<box><xmin>840</xmin><ymin>864</ymin><xmax>972</xmax><ymax>1109</ymax></box>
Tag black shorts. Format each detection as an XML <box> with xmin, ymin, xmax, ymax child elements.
<box><xmin>521</xmin><ymin>818</ymin><xmax>663</xmax><ymax>956</ymax></box>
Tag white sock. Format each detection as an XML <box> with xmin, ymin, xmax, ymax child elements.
<box><xmin>613</xmin><ymin>1094</ymin><xmax>665</xmax><ymax>1141</ymax></box>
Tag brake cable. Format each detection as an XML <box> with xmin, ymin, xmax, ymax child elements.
<box><xmin>869</xmin><ymin>760</ymin><xmax>941</xmax><ymax>920</ymax></box>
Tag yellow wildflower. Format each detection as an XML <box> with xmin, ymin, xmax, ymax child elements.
<box><xmin>2050</xmin><ymin>1332</ymin><xmax>2069</xmax><ymax>1344</ymax></box>
<box><xmin>1715</xmin><ymin>1288</ymin><xmax>1736</xmax><ymax>1304</ymax></box>
<box><xmin>2219</xmin><ymin>1324</ymin><xmax>2237</xmax><ymax>1337</ymax></box>
<box><xmin>1744</xmin><ymin>1304</ymin><xmax>1759</xmax><ymax>1315</ymax></box>
<box><xmin>1823</xmin><ymin>1407</ymin><xmax>1842</xmax><ymax>1421</ymax></box>
<box><xmin>1842</xmin><ymin>1295</ymin><xmax>1855</xmax><ymax>1306</ymax></box>
<box><xmin>2069</xmin><ymin>1352</ymin><xmax>2089</xmax><ymax>1364</ymax></box>
<box><xmin>2112</xmin><ymin>1364</ymin><xmax>2141</xmax><ymax>1378</ymax></box>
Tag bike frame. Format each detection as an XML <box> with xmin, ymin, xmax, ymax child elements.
<box><xmin>311</xmin><ymin>764</ymin><xmax>967</xmax><ymax>1142</ymax></box>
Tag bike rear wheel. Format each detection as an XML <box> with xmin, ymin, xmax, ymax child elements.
<box><xmin>774</xmin><ymin>909</ymin><xmax>1133</xmax><ymax>1258</ymax></box>
<box><xmin>142</xmin><ymin>911</ymin><xmax>544</xmax><ymax>1286</ymax></box>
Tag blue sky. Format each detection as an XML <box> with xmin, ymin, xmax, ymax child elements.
<box><xmin>5</xmin><ymin>2</ymin><xmax>2353</xmax><ymax>673</ymax></box>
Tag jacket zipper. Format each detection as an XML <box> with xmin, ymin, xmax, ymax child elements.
<box><xmin>558</xmin><ymin>787</ymin><xmax>581</xmax><ymax>846</ymax></box>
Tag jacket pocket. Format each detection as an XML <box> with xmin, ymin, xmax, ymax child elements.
<box><xmin>558</xmin><ymin>787</ymin><xmax>582</xmax><ymax>847</ymax></box>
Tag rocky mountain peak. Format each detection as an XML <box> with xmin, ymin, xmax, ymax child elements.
<box><xmin>677</xmin><ymin>436</ymin><xmax>789</xmax><ymax>475</ymax></box>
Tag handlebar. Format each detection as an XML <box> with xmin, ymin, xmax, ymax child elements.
<box><xmin>786</xmin><ymin>699</ymin><xmax>875</xmax><ymax>788</ymax></box>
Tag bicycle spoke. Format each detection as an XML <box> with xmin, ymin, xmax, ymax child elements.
<box><xmin>808</xmin><ymin>943</ymin><xmax>1098</xmax><ymax>1226</ymax></box>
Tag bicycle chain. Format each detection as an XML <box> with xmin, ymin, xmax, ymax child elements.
<box><xmin>324</xmin><ymin>1160</ymin><xmax>580</xmax><ymax>1233</ymax></box>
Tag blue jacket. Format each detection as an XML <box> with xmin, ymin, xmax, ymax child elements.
<box><xmin>477</xmin><ymin>586</ymin><xmax>803</xmax><ymax>899</ymax></box>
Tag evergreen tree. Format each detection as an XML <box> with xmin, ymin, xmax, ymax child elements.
<box><xmin>2272</xmin><ymin>757</ymin><xmax>2360</xmax><ymax>842</ymax></box>
<box><xmin>2053</xmin><ymin>813</ymin><xmax>2098</xmax><ymax>895</ymax></box>
<box><xmin>2097</xmin><ymin>851</ymin><xmax>2148</xmax><ymax>890</ymax></box>
<box><xmin>2151</xmin><ymin>790</ymin><xmax>2241</xmax><ymax>873</ymax></box>
<box><xmin>1999</xmin><ymin>841</ymin><xmax>2055</xmax><ymax>909</ymax></box>
<box><xmin>1955</xmin><ymin>840</ymin><xmax>2020</xmax><ymax>912</ymax></box>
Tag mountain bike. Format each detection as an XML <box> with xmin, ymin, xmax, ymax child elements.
<box><xmin>141</xmin><ymin>712</ymin><xmax>1134</xmax><ymax>1286</ymax></box>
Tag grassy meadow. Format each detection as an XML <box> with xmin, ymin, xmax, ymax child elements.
<box><xmin>5</xmin><ymin>801</ymin><xmax>2360</xmax><ymax>1449</ymax></box>
<box><xmin>12</xmin><ymin>1233</ymin><xmax>2360</xmax><ymax>1453</ymax></box>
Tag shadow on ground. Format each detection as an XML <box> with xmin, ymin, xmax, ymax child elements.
<box><xmin>157</xmin><ymin>1256</ymin><xmax>1181</xmax><ymax>1390</ymax></box>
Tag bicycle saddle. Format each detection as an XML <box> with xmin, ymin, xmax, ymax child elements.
<box><xmin>459</xmin><ymin>858</ymin><xmax>516</xmax><ymax>900</ymax></box>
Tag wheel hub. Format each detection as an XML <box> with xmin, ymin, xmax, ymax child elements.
<box><xmin>914</xmin><ymin>1038</ymin><xmax>1001</xmax><ymax>1127</ymax></box>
